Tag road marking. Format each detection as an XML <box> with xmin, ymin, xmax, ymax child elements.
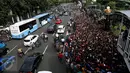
<box><xmin>53</xmin><ymin>33</ymin><xmax>55</xmax><ymax>36</ymax></box>
<box><xmin>7</xmin><ymin>45</ymin><xmax>17</xmax><ymax>54</ymax></box>
<box><xmin>5</xmin><ymin>61</ymin><xmax>14</xmax><ymax>70</ymax></box>
<box><xmin>24</xmin><ymin>47</ymin><xmax>32</xmax><ymax>54</ymax></box>
<box><xmin>42</xmin><ymin>45</ymin><xmax>48</xmax><ymax>55</ymax></box>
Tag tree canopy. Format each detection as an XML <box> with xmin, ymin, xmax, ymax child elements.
<box><xmin>0</xmin><ymin>0</ymin><xmax>72</xmax><ymax>26</ymax></box>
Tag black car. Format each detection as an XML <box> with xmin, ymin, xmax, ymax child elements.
<box><xmin>47</xmin><ymin>24</ymin><xmax>57</xmax><ymax>33</ymax></box>
<box><xmin>0</xmin><ymin>48</ymin><xmax>9</xmax><ymax>57</ymax></box>
<box><xmin>0</xmin><ymin>41</ymin><xmax>9</xmax><ymax>57</ymax></box>
<box><xmin>19</xmin><ymin>52</ymin><xmax>43</xmax><ymax>73</ymax></box>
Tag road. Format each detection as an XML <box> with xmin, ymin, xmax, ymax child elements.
<box><xmin>3</xmin><ymin>15</ymin><xmax>70</xmax><ymax>73</ymax></box>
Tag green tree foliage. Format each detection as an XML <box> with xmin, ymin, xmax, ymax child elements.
<box><xmin>97</xmin><ymin>0</ymin><xmax>109</xmax><ymax>5</ymax></box>
<box><xmin>0</xmin><ymin>0</ymin><xmax>70</xmax><ymax>26</ymax></box>
<box><xmin>0</xmin><ymin>0</ymin><xmax>10</xmax><ymax>26</ymax></box>
<box><xmin>108</xmin><ymin>1</ymin><xmax>116</xmax><ymax>10</ymax></box>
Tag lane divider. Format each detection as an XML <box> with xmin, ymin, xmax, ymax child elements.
<box><xmin>42</xmin><ymin>45</ymin><xmax>48</xmax><ymax>55</ymax></box>
<box><xmin>7</xmin><ymin>45</ymin><xmax>18</xmax><ymax>54</ymax></box>
<box><xmin>24</xmin><ymin>47</ymin><xmax>31</xmax><ymax>54</ymax></box>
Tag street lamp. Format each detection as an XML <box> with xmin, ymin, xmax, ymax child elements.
<box><xmin>104</xmin><ymin>6</ymin><xmax>112</xmax><ymax>30</ymax></box>
<box><xmin>104</xmin><ymin>6</ymin><xmax>112</xmax><ymax>14</ymax></box>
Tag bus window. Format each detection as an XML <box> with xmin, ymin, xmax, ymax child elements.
<box><xmin>39</xmin><ymin>14</ymin><xmax>50</xmax><ymax>24</ymax></box>
<box><xmin>39</xmin><ymin>16</ymin><xmax>46</xmax><ymax>24</ymax></box>
<box><xmin>19</xmin><ymin>20</ymin><xmax>36</xmax><ymax>32</ymax></box>
<box><xmin>28</xmin><ymin>24</ymin><xmax>33</xmax><ymax>29</ymax></box>
<box><xmin>28</xmin><ymin>20</ymin><xmax>36</xmax><ymax>26</ymax></box>
<box><xmin>19</xmin><ymin>24</ymin><xmax>28</xmax><ymax>32</ymax></box>
<box><xmin>28</xmin><ymin>20</ymin><xmax>36</xmax><ymax>29</ymax></box>
<box><xmin>45</xmin><ymin>14</ymin><xmax>50</xmax><ymax>18</ymax></box>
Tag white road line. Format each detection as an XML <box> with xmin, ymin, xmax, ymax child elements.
<box><xmin>53</xmin><ymin>33</ymin><xmax>55</xmax><ymax>36</ymax></box>
<box><xmin>24</xmin><ymin>47</ymin><xmax>32</xmax><ymax>54</ymax></box>
<box><xmin>42</xmin><ymin>45</ymin><xmax>48</xmax><ymax>55</ymax></box>
<box><xmin>7</xmin><ymin>45</ymin><xmax>17</xmax><ymax>54</ymax></box>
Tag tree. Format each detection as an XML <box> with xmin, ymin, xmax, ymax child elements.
<box><xmin>108</xmin><ymin>1</ymin><xmax>116</xmax><ymax>10</ymax></box>
<box><xmin>0</xmin><ymin>0</ymin><xmax>10</xmax><ymax>26</ymax></box>
<box><xmin>0</xmin><ymin>0</ymin><xmax>74</xmax><ymax>26</ymax></box>
<box><xmin>39</xmin><ymin>0</ymin><xmax>49</xmax><ymax>12</ymax></box>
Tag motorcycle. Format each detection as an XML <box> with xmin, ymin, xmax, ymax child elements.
<box><xmin>40</xmin><ymin>33</ymin><xmax>48</xmax><ymax>42</ymax></box>
<box><xmin>17</xmin><ymin>49</ymin><xmax>24</xmax><ymax>58</ymax></box>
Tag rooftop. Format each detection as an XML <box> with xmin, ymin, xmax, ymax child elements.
<box><xmin>33</xmin><ymin>13</ymin><xmax>49</xmax><ymax>18</ymax></box>
<box><xmin>119</xmin><ymin>10</ymin><xmax>130</xmax><ymax>18</ymax></box>
<box><xmin>10</xmin><ymin>18</ymin><xmax>35</xmax><ymax>27</ymax></box>
<box><xmin>58</xmin><ymin>25</ymin><xmax>64</xmax><ymax>29</ymax></box>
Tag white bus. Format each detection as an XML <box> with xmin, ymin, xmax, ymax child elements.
<box><xmin>10</xmin><ymin>18</ymin><xmax>38</xmax><ymax>39</ymax></box>
<box><xmin>33</xmin><ymin>13</ymin><xmax>53</xmax><ymax>28</ymax></box>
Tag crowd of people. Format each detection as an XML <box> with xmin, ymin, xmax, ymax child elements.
<box><xmin>62</xmin><ymin>8</ymin><xmax>129</xmax><ymax>73</ymax></box>
<box><xmin>0</xmin><ymin>30</ymin><xmax>11</xmax><ymax>42</ymax></box>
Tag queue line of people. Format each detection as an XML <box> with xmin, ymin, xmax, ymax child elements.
<box><xmin>62</xmin><ymin>10</ymin><xmax>129</xmax><ymax>73</ymax></box>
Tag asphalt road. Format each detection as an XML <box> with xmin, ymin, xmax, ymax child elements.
<box><xmin>3</xmin><ymin>15</ymin><xmax>70</xmax><ymax>73</ymax></box>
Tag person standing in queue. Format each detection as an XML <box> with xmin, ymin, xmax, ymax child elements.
<box><xmin>58</xmin><ymin>52</ymin><xmax>63</xmax><ymax>63</ymax></box>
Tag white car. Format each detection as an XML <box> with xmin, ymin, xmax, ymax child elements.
<box><xmin>38</xmin><ymin>71</ymin><xmax>52</xmax><ymax>73</ymax></box>
<box><xmin>57</xmin><ymin>25</ymin><xmax>65</xmax><ymax>34</ymax></box>
<box><xmin>0</xmin><ymin>26</ymin><xmax>9</xmax><ymax>31</ymax></box>
<box><xmin>24</xmin><ymin>34</ymin><xmax>39</xmax><ymax>46</ymax></box>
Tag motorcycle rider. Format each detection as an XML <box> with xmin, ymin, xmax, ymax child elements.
<box><xmin>61</xmin><ymin>38</ymin><xmax>65</xmax><ymax>45</ymax></box>
<box><xmin>17</xmin><ymin>48</ymin><xmax>24</xmax><ymax>55</ymax></box>
<box><xmin>40</xmin><ymin>32</ymin><xmax>48</xmax><ymax>41</ymax></box>
<box><xmin>54</xmin><ymin>33</ymin><xmax>59</xmax><ymax>43</ymax></box>
<box><xmin>44</xmin><ymin>33</ymin><xmax>48</xmax><ymax>40</ymax></box>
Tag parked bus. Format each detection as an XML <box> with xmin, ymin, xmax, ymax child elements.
<box><xmin>10</xmin><ymin>18</ymin><xmax>38</xmax><ymax>39</ymax></box>
<box><xmin>33</xmin><ymin>13</ymin><xmax>53</xmax><ymax>28</ymax></box>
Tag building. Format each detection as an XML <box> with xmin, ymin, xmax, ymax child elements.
<box><xmin>115</xmin><ymin>10</ymin><xmax>130</xmax><ymax>71</ymax></box>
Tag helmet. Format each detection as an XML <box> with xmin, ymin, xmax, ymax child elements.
<box><xmin>61</xmin><ymin>38</ymin><xmax>65</xmax><ymax>42</ymax></box>
<box><xmin>56</xmin><ymin>33</ymin><xmax>59</xmax><ymax>37</ymax></box>
<box><xmin>18</xmin><ymin>48</ymin><xmax>22</xmax><ymax>52</ymax></box>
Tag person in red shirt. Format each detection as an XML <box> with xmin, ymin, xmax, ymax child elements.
<box><xmin>58</xmin><ymin>52</ymin><xmax>63</xmax><ymax>63</ymax></box>
<box><xmin>75</xmin><ymin>55</ymin><xmax>81</xmax><ymax>64</ymax></box>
